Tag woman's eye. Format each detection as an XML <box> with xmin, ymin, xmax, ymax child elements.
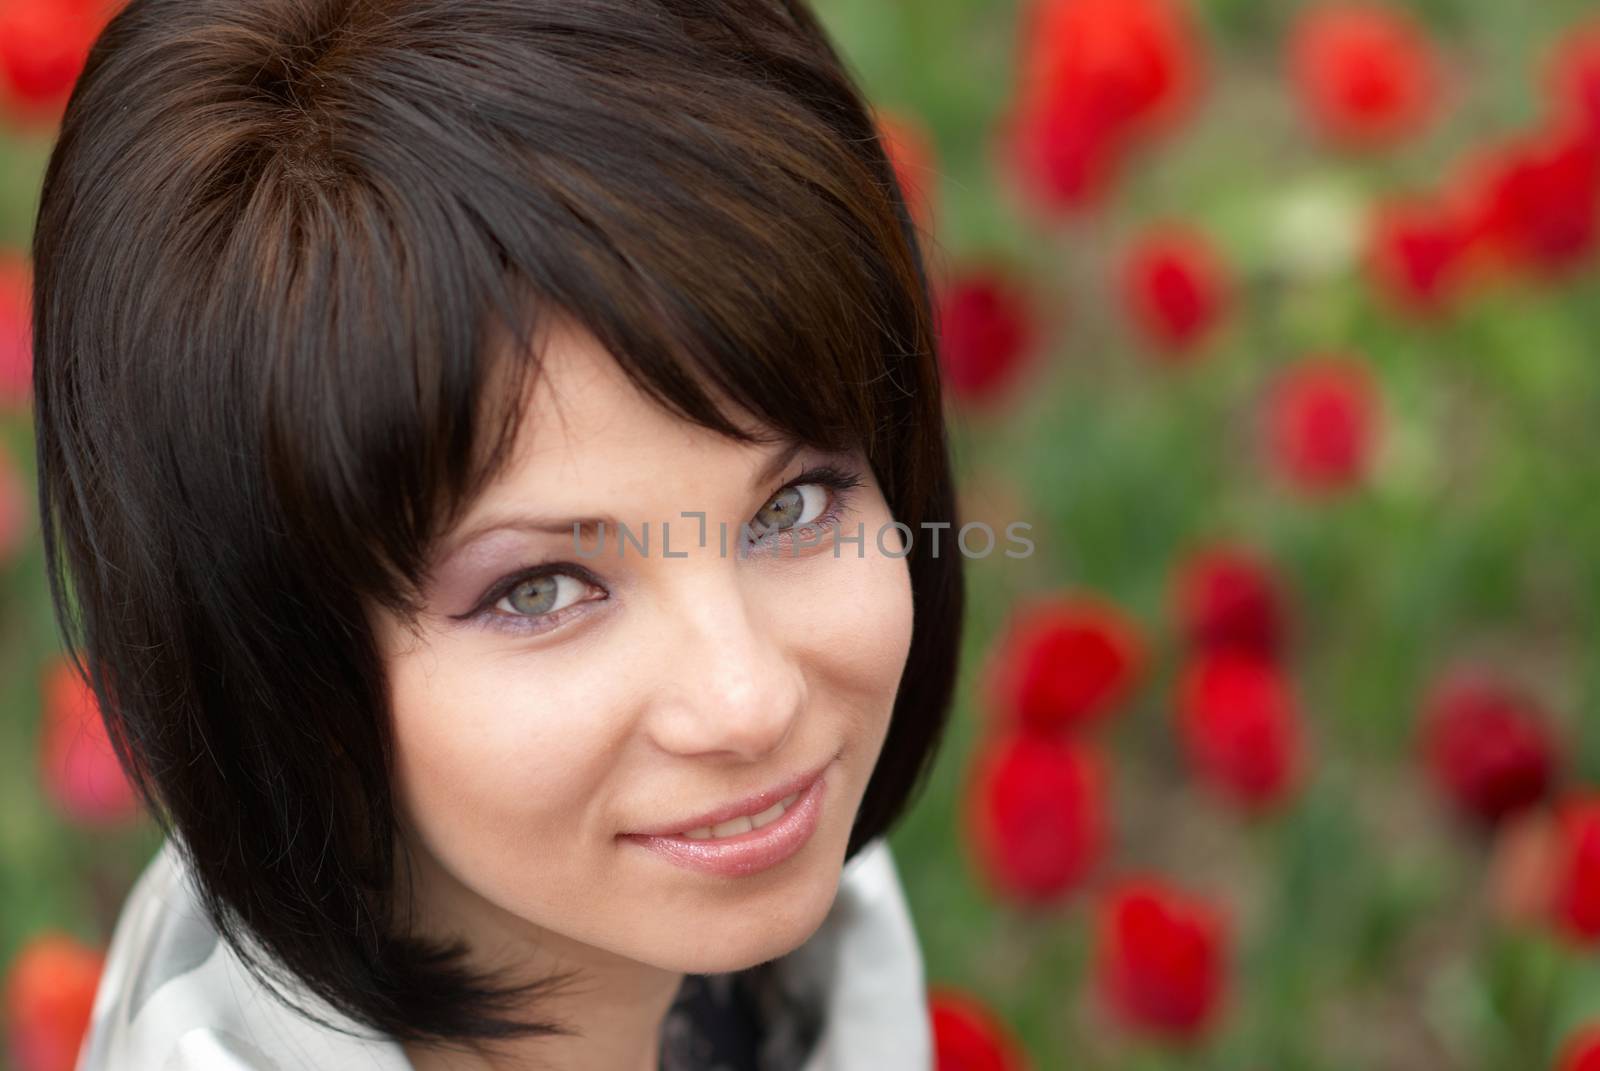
<box><xmin>751</xmin><ymin>482</ymin><xmax>828</xmax><ymax>535</ymax></box>
<box><xmin>495</xmin><ymin>572</ymin><xmax>589</xmax><ymax>620</ymax></box>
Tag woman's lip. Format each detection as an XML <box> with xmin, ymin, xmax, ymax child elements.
<box><xmin>617</xmin><ymin>770</ymin><xmax>827</xmax><ymax>877</ymax></box>
<box><xmin>620</xmin><ymin>756</ymin><xmax>834</xmax><ymax>838</ymax></box>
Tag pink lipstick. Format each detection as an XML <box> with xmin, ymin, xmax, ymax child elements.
<box><xmin>618</xmin><ymin>762</ymin><xmax>829</xmax><ymax>878</ymax></box>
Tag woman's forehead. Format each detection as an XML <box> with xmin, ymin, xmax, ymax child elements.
<box><xmin>498</xmin><ymin>313</ymin><xmax>778</xmax><ymax>474</ymax></box>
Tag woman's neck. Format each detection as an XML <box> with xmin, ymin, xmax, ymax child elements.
<box><xmin>401</xmin><ymin>960</ymin><xmax>686</xmax><ymax>1071</ymax></box>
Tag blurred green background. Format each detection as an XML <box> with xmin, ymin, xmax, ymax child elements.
<box><xmin>820</xmin><ymin>0</ymin><xmax>1600</xmax><ymax>1068</ymax></box>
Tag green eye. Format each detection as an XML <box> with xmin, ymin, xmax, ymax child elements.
<box><xmin>753</xmin><ymin>483</ymin><xmax>827</xmax><ymax>535</ymax></box>
<box><xmin>500</xmin><ymin>573</ymin><xmax>585</xmax><ymax>618</ymax></box>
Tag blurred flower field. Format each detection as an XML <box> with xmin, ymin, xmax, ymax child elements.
<box><xmin>5</xmin><ymin>0</ymin><xmax>1600</xmax><ymax>1069</ymax></box>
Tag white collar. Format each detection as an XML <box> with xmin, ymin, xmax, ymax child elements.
<box><xmin>77</xmin><ymin>836</ymin><xmax>932</xmax><ymax>1070</ymax></box>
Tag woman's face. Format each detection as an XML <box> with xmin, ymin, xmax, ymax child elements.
<box><xmin>369</xmin><ymin>314</ymin><xmax>915</xmax><ymax>978</ymax></box>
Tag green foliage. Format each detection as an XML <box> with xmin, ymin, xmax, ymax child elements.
<box><xmin>804</xmin><ymin>0</ymin><xmax>1600</xmax><ymax>1067</ymax></box>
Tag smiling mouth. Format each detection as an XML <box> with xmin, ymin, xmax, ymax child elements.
<box><xmin>616</xmin><ymin>769</ymin><xmax>830</xmax><ymax>878</ymax></box>
<box><xmin>622</xmin><ymin>755</ymin><xmax>834</xmax><ymax>839</ymax></box>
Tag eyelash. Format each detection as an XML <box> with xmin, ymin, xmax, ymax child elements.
<box><xmin>457</xmin><ymin>463</ymin><xmax>867</xmax><ymax>638</ymax></box>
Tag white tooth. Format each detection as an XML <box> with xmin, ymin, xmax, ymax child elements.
<box><xmin>711</xmin><ymin>815</ymin><xmax>754</xmax><ymax>837</ymax></box>
<box><xmin>749</xmin><ymin>801</ymin><xmax>786</xmax><ymax>830</ymax></box>
<box><xmin>676</xmin><ymin>792</ymin><xmax>803</xmax><ymax>841</ymax></box>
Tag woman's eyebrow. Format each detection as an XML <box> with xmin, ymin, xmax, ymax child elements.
<box><xmin>430</xmin><ymin>437</ymin><xmax>809</xmax><ymax>565</ymax></box>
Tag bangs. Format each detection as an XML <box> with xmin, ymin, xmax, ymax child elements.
<box><xmin>224</xmin><ymin>0</ymin><xmax>931</xmax><ymax>626</ymax></box>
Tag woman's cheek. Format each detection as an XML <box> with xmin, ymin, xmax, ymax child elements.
<box><xmin>808</xmin><ymin>519</ymin><xmax>916</xmax><ymax>733</ymax></box>
<box><xmin>388</xmin><ymin>644</ymin><xmax>603</xmax><ymax>844</ymax></box>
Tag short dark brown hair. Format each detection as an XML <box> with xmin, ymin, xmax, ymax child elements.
<box><xmin>32</xmin><ymin>0</ymin><xmax>964</xmax><ymax>1052</ymax></box>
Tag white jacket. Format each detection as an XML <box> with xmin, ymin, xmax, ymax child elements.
<box><xmin>74</xmin><ymin>836</ymin><xmax>933</xmax><ymax>1070</ymax></box>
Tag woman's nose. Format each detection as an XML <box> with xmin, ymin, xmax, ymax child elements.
<box><xmin>642</xmin><ymin>562</ymin><xmax>806</xmax><ymax>762</ymax></box>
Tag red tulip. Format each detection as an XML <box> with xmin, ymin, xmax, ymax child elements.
<box><xmin>1558</xmin><ymin>1024</ymin><xmax>1600</xmax><ymax>1071</ymax></box>
<box><xmin>1001</xmin><ymin>97</ymin><xmax>1127</xmax><ymax>213</ymax></box>
<box><xmin>38</xmin><ymin>655</ymin><xmax>141</xmax><ymax>826</ymax></box>
<box><xmin>1094</xmin><ymin>877</ymin><xmax>1227</xmax><ymax>1042</ymax></box>
<box><xmin>0</xmin><ymin>250</ymin><xmax>31</xmax><ymax>408</ymax></box>
<box><xmin>1459</xmin><ymin>122</ymin><xmax>1600</xmax><ymax>280</ymax></box>
<box><xmin>1003</xmin><ymin>0</ymin><xmax>1201</xmax><ymax>213</ymax></box>
<box><xmin>1120</xmin><ymin>225</ymin><xmax>1229</xmax><ymax>357</ymax></box>
<box><xmin>966</xmin><ymin>731</ymin><xmax>1107</xmax><ymax>906</ymax></box>
<box><xmin>929</xmin><ymin>987</ymin><xmax>1030</xmax><ymax>1071</ymax></box>
<box><xmin>934</xmin><ymin>269</ymin><xmax>1037</xmax><ymax>407</ymax></box>
<box><xmin>4</xmin><ymin>932</ymin><xmax>104</xmax><ymax>1071</ymax></box>
<box><xmin>1550</xmin><ymin>794</ymin><xmax>1600</xmax><ymax>945</ymax></box>
<box><xmin>1367</xmin><ymin>193</ymin><xmax>1477</xmax><ymax>316</ymax></box>
<box><xmin>987</xmin><ymin>594</ymin><xmax>1145</xmax><ymax>735</ymax></box>
<box><xmin>876</xmin><ymin>109</ymin><xmax>938</xmax><ymax>239</ymax></box>
<box><xmin>0</xmin><ymin>0</ymin><xmax>112</xmax><ymax>127</ymax></box>
<box><xmin>1419</xmin><ymin>667</ymin><xmax>1556</xmax><ymax>826</ymax></box>
<box><xmin>1288</xmin><ymin>4</ymin><xmax>1440</xmax><ymax>150</ymax></box>
<box><xmin>1016</xmin><ymin>0</ymin><xmax>1199</xmax><ymax>133</ymax></box>
<box><xmin>1177</xmin><ymin>653</ymin><xmax>1302</xmax><ymax>812</ymax></box>
<box><xmin>1549</xmin><ymin>22</ymin><xmax>1600</xmax><ymax>141</ymax></box>
<box><xmin>1262</xmin><ymin>355</ymin><xmax>1380</xmax><ymax>495</ymax></box>
<box><xmin>1171</xmin><ymin>543</ymin><xmax>1286</xmax><ymax>660</ymax></box>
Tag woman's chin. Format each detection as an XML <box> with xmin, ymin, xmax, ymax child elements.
<box><xmin>642</xmin><ymin>877</ymin><xmax>842</xmax><ymax>975</ymax></box>
<box><xmin>655</xmin><ymin>924</ymin><xmax>825</xmax><ymax>976</ymax></box>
